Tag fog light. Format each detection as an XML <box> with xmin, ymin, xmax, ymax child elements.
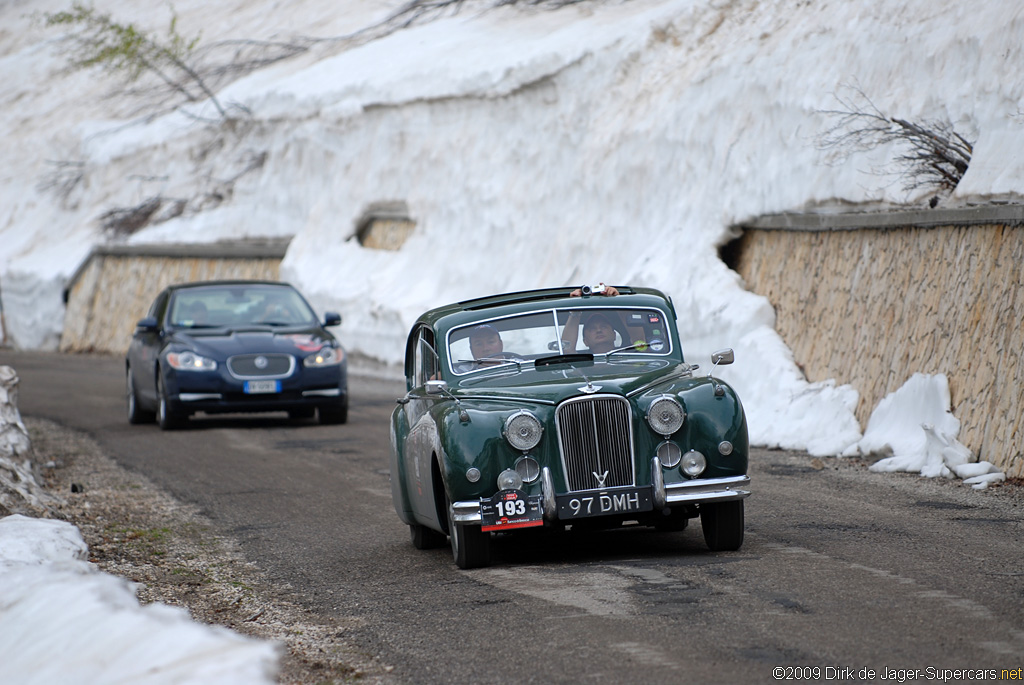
<box><xmin>466</xmin><ymin>467</ymin><xmax>481</xmax><ymax>483</ymax></box>
<box><xmin>718</xmin><ymin>441</ymin><xmax>734</xmax><ymax>456</ymax></box>
<box><xmin>514</xmin><ymin>456</ymin><xmax>540</xmax><ymax>483</ymax></box>
<box><xmin>681</xmin><ymin>450</ymin><xmax>707</xmax><ymax>478</ymax></box>
<box><xmin>656</xmin><ymin>441</ymin><xmax>682</xmax><ymax>468</ymax></box>
<box><xmin>497</xmin><ymin>469</ymin><xmax>524</xmax><ymax>491</ymax></box>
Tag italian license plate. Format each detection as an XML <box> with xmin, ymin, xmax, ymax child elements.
<box><xmin>480</xmin><ymin>489</ymin><xmax>543</xmax><ymax>532</ymax></box>
<box><xmin>556</xmin><ymin>487</ymin><xmax>654</xmax><ymax>520</ymax></box>
<box><xmin>244</xmin><ymin>380</ymin><xmax>281</xmax><ymax>394</ymax></box>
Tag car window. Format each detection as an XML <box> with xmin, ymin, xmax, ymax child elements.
<box><xmin>447</xmin><ymin>306</ymin><xmax>673</xmax><ymax>375</ymax></box>
<box><xmin>169</xmin><ymin>285</ymin><xmax>317</xmax><ymax>328</ymax></box>
<box><xmin>413</xmin><ymin>328</ymin><xmax>438</xmax><ymax>387</ymax></box>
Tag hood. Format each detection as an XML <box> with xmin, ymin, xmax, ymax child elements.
<box><xmin>168</xmin><ymin>325</ymin><xmax>335</xmax><ymax>359</ymax></box>
<box><xmin>453</xmin><ymin>358</ymin><xmax>691</xmax><ymax>405</ymax></box>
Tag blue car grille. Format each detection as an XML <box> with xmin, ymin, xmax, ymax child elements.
<box><xmin>555</xmin><ymin>395</ymin><xmax>635</xmax><ymax>492</ymax></box>
<box><xmin>227</xmin><ymin>354</ymin><xmax>295</xmax><ymax>379</ymax></box>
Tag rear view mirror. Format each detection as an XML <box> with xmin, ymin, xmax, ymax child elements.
<box><xmin>135</xmin><ymin>316</ymin><xmax>158</xmax><ymax>332</ymax></box>
<box><xmin>426</xmin><ymin>380</ymin><xmax>449</xmax><ymax>395</ymax></box>
<box><xmin>324</xmin><ymin>311</ymin><xmax>342</xmax><ymax>327</ymax></box>
<box><xmin>711</xmin><ymin>349</ymin><xmax>734</xmax><ymax>366</ymax></box>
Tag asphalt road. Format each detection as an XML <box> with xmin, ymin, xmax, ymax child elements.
<box><xmin>3</xmin><ymin>350</ymin><xmax>1023</xmax><ymax>683</ymax></box>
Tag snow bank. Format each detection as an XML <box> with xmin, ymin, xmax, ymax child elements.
<box><xmin>0</xmin><ymin>515</ymin><xmax>281</xmax><ymax>685</ymax></box>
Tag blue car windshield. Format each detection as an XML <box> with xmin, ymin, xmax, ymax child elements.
<box><xmin>169</xmin><ymin>285</ymin><xmax>317</xmax><ymax>328</ymax></box>
<box><xmin>447</xmin><ymin>306</ymin><xmax>674</xmax><ymax>375</ymax></box>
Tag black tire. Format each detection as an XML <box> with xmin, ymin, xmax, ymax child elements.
<box><xmin>126</xmin><ymin>367</ymin><xmax>155</xmax><ymax>424</ymax></box>
<box><xmin>447</xmin><ymin>497</ymin><xmax>491</xmax><ymax>569</ymax></box>
<box><xmin>410</xmin><ymin>523</ymin><xmax>447</xmax><ymax>550</ymax></box>
<box><xmin>288</xmin><ymin>407</ymin><xmax>316</xmax><ymax>420</ymax></box>
<box><xmin>700</xmin><ymin>500</ymin><xmax>744</xmax><ymax>551</ymax></box>
<box><xmin>653</xmin><ymin>507</ymin><xmax>690</xmax><ymax>532</ymax></box>
<box><xmin>318</xmin><ymin>398</ymin><xmax>348</xmax><ymax>425</ymax></box>
<box><xmin>156</xmin><ymin>373</ymin><xmax>186</xmax><ymax>431</ymax></box>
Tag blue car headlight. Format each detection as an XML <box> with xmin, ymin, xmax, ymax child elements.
<box><xmin>166</xmin><ymin>351</ymin><xmax>217</xmax><ymax>371</ymax></box>
<box><xmin>303</xmin><ymin>346</ymin><xmax>344</xmax><ymax>368</ymax></box>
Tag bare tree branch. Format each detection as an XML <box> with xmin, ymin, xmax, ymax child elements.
<box><xmin>817</xmin><ymin>84</ymin><xmax>974</xmax><ymax>198</ymax></box>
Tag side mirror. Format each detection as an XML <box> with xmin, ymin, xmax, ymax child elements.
<box><xmin>711</xmin><ymin>349</ymin><xmax>734</xmax><ymax>366</ymax></box>
<box><xmin>426</xmin><ymin>380</ymin><xmax>449</xmax><ymax>395</ymax></box>
<box><xmin>135</xmin><ymin>316</ymin><xmax>159</xmax><ymax>332</ymax></box>
<box><xmin>324</xmin><ymin>312</ymin><xmax>342</xmax><ymax>327</ymax></box>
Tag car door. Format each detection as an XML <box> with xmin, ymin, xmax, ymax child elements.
<box><xmin>129</xmin><ymin>291</ymin><xmax>168</xmax><ymax>405</ymax></box>
<box><xmin>403</xmin><ymin>326</ymin><xmax>443</xmax><ymax>527</ymax></box>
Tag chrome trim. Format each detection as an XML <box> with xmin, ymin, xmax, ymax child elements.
<box><xmin>226</xmin><ymin>354</ymin><xmax>296</xmax><ymax>380</ymax></box>
<box><xmin>302</xmin><ymin>388</ymin><xmax>341</xmax><ymax>397</ymax></box>
<box><xmin>454</xmin><ymin>394</ymin><xmax>557</xmax><ymax>406</ymax></box>
<box><xmin>446</xmin><ymin>305</ymin><xmax>677</xmax><ymax>376</ymax></box>
<box><xmin>541</xmin><ymin>467</ymin><xmax>558</xmax><ymax>522</ymax></box>
<box><xmin>625</xmin><ymin>366</ymin><xmax>695</xmax><ymax>398</ymax></box>
<box><xmin>179</xmin><ymin>393</ymin><xmax>223</xmax><ymax>401</ymax></box>
<box><xmin>651</xmin><ymin>457</ymin><xmax>666</xmax><ymax>509</ymax></box>
<box><xmin>664</xmin><ymin>475</ymin><xmax>751</xmax><ymax>504</ymax></box>
<box><xmin>451</xmin><ymin>500</ymin><xmax>482</xmax><ymax>524</ymax></box>
<box><xmin>555</xmin><ymin>394</ymin><xmax>635</xmax><ymax>491</ymax></box>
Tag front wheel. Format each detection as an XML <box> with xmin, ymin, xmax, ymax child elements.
<box><xmin>126</xmin><ymin>367</ymin><xmax>155</xmax><ymax>424</ymax></box>
<box><xmin>700</xmin><ymin>500</ymin><xmax>744</xmax><ymax>551</ymax></box>
<box><xmin>447</xmin><ymin>499</ymin><xmax>491</xmax><ymax>569</ymax></box>
<box><xmin>410</xmin><ymin>523</ymin><xmax>446</xmax><ymax>550</ymax></box>
<box><xmin>156</xmin><ymin>373</ymin><xmax>186</xmax><ymax>431</ymax></box>
<box><xmin>318</xmin><ymin>398</ymin><xmax>348</xmax><ymax>425</ymax></box>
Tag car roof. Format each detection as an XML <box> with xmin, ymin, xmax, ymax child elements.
<box><xmin>164</xmin><ymin>280</ymin><xmax>293</xmax><ymax>293</ymax></box>
<box><xmin>416</xmin><ymin>286</ymin><xmax>677</xmax><ymax>332</ymax></box>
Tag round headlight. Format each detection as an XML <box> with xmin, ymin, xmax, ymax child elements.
<box><xmin>514</xmin><ymin>456</ymin><xmax>540</xmax><ymax>483</ymax></box>
<box><xmin>718</xmin><ymin>441</ymin><xmax>734</xmax><ymax>456</ymax></box>
<box><xmin>465</xmin><ymin>467</ymin><xmax>481</xmax><ymax>483</ymax></box>
<box><xmin>497</xmin><ymin>468</ymin><xmax>524</xmax><ymax>491</ymax></box>
<box><xmin>504</xmin><ymin>411</ymin><xmax>543</xmax><ymax>451</ymax></box>
<box><xmin>681</xmin><ymin>450</ymin><xmax>707</xmax><ymax>478</ymax></box>
<box><xmin>656</xmin><ymin>441</ymin><xmax>682</xmax><ymax>468</ymax></box>
<box><xmin>647</xmin><ymin>396</ymin><xmax>684</xmax><ymax>436</ymax></box>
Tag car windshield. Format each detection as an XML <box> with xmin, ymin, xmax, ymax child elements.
<box><xmin>169</xmin><ymin>285</ymin><xmax>317</xmax><ymax>328</ymax></box>
<box><xmin>447</xmin><ymin>306</ymin><xmax>673</xmax><ymax>375</ymax></box>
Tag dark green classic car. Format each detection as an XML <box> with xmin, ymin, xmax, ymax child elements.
<box><xmin>389</xmin><ymin>285</ymin><xmax>750</xmax><ymax>568</ymax></box>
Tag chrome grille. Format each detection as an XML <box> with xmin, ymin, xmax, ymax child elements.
<box><xmin>227</xmin><ymin>354</ymin><xmax>295</xmax><ymax>379</ymax></box>
<box><xmin>556</xmin><ymin>395</ymin><xmax>635</xmax><ymax>492</ymax></box>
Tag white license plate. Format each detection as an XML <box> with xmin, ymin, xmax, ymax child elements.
<box><xmin>244</xmin><ymin>380</ymin><xmax>281</xmax><ymax>394</ymax></box>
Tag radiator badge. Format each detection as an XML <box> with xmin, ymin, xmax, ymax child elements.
<box><xmin>593</xmin><ymin>470</ymin><xmax>609</xmax><ymax>488</ymax></box>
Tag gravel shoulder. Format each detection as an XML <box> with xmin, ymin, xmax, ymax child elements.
<box><xmin>22</xmin><ymin>416</ymin><xmax>395</xmax><ymax>685</ymax></box>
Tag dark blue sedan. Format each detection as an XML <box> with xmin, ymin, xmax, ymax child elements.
<box><xmin>125</xmin><ymin>280</ymin><xmax>348</xmax><ymax>429</ymax></box>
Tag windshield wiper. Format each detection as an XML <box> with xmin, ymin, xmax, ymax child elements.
<box><xmin>606</xmin><ymin>343</ymin><xmax>646</xmax><ymax>357</ymax></box>
<box><xmin>534</xmin><ymin>353</ymin><xmax>594</xmax><ymax>368</ymax></box>
<box><xmin>457</xmin><ymin>356</ymin><xmax>525</xmax><ymax>370</ymax></box>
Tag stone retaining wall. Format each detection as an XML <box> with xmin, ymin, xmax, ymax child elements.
<box><xmin>61</xmin><ymin>242</ymin><xmax>287</xmax><ymax>355</ymax></box>
<box><xmin>732</xmin><ymin>206</ymin><xmax>1024</xmax><ymax>478</ymax></box>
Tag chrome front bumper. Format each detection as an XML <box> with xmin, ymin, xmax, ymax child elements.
<box><xmin>451</xmin><ymin>461</ymin><xmax>751</xmax><ymax>525</ymax></box>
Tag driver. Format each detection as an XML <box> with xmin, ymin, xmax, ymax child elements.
<box><xmin>454</xmin><ymin>324</ymin><xmax>515</xmax><ymax>373</ymax></box>
<box><xmin>469</xmin><ymin>324</ymin><xmax>505</xmax><ymax>363</ymax></box>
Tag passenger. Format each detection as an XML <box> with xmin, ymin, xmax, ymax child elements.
<box><xmin>560</xmin><ymin>283</ymin><xmax>620</xmax><ymax>353</ymax></box>
<box><xmin>580</xmin><ymin>313</ymin><xmax>617</xmax><ymax>354</ymax></box>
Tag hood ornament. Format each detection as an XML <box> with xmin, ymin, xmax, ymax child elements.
<box><xmin>578</xmin><ymin>381</ymin><xmax>601</xmax><ymax>394</ymax></box>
